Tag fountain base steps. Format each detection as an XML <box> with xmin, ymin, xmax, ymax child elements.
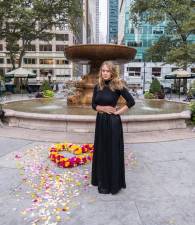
<box><xmin>4</xmin><ymin>109</ymin><xmax>191</xmax><ymax>133</ymax></box>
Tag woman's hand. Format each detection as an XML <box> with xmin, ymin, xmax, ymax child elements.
<box><xmin>96</xmin><ymin>105</ymin><xmax>116</xmax><ymax>114</ymax></box>
<box><xmin>103</xmin><ymin>106</ymin><xmax>116</xmax><ymax>114</ymax></box>
<box><xmin>113</xmin><ymin>105</ymin><xmax>129</xmax><ymax>115</ymax></box>
<box><xmin>113</xmin><ymin>111</ymin><xmax>120</xmax><ymax>115</ymax></box>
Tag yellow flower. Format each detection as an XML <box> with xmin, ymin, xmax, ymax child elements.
<box><xmin>74</xmin><ymin>148</ymin><xmax>82</xmax><ymax>155</ymax></box>
<box><xmin>49</xmin><ymin>142</ymin><xmax>94</xmax><ymax>168</ymax></box>
<box><xmin>56</xmin><ymin>216</ymin><xmax>61</xmax><ymax>222</ymax></box>
<box><xmin>54</xmin><ymin>144</ymin><xmax>62</xmax><ymax>151</ymax></box>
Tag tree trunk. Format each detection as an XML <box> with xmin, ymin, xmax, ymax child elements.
<box><xmin>11</xmin><ymin>56</ymin><xmax>16</xmax><ymax>70</ymax></box>
<box><xmin>18</xmin><ymin>47</ymin><xmax>26</xmax><ymax>68</ymax></box>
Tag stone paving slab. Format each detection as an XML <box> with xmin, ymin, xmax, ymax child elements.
<box><xmin>0</xmin><ymin>136</ymin><xmax>32</xmax><ymax>157</ymax></box>
<box><xmin>64</xmin><ymin>200</ymin><xmax>143</xmax><ymax>225</ymax></box>
<box><xmin>147</xmin><ymin>160</ymin><xmax>195</xmax><ymax>198</ymax></box>
<box><xmin>135</xmin><ymin>199</ymin><xmax>193</xmax><ymax>225</ymax></box>
<box><xmin>174</xmin><ymin>197</ymin><xmax>195</xmax><ymax>224</ymax></box>
<box><xmin>1</xmin><ymin>134</ymin><xmax>195</xmax><ymax>225</ymax></box>
<box><xmin>0</xmin><ymin>194</ymin><xmax>31</xmax><ymax>225</ymax></box>
<box><xmin>0</xmin><ymin>126</ymin><xmax>195</xmax><ymax>143</ymax></box>
<box><xmin>0</xmin><ymin>140</ymin><xmax>50</xmax><ymax>169</ymax></box>
<box><xmin>130</xmin><ymin>139</ymin><xmax>195</xmax><ymax>163</ymax></box>
<box><xmin>0</xmin><ymin>167</ymin><xmax>22</xmax><ymax>197</ymax></box>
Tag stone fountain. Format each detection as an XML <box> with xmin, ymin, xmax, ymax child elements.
<box><xmin>65</xmin><ymin>44</ymin><xmax>136</xmax><ymax>104</ymax></box>
<box><xmin>2</xmin><ymin>44</ymin><xmax>191</xmax><ymax>136</ymax></box>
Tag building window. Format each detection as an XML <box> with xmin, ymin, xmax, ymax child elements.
<box><xmin>153</xmin><ymin>30</ymin><xmax>164</xmax><ymax>34</ymax></box>
<box><xmin>152</xmin><ymin>68</ymin><xmax>161</xmax><ymax>77</ymax></box>
<box><xmin>7</xmin><ymin>58</ymin><xmax>19</xmax><ymax>64</ymax></box>
<box><xmin>191</xmin><ymin>68</ymin><xmax>195</xmax><ymax>73</ymax></box>
<box><xmin>0</xmin><ymin>68</ymin><xmax>4</xmax><ymax>75</ymax></box>
<box><xmin>6</xmin><ymin>44</ymin><xmax>19</xmax><ymax>51</ymax></box>
<box><xmin>0</xmin><ymin>58</ymin><xmax>4</xmax><ymax>64</ymax></box>
<box><xmin>56</xmin><ymin>59</ymin><xmax>69</xmax><ymax>65</ymax></box>
<box><xmin>55</xmin><ymin>24</ymin><xmax>69</xmax><ymax>31</ymax></box>
<box><xmin>73</xmin><ymin>36</ymin><xmax>77</xmax><ymax>44</ymax></box>
<box><xmin>56</xmin><ymin>34</ymin><xmax>69</xmax><ymax>41</ymax></box>
<box><xmin>56</xmin><ymin>45</ymin><xmax>67</xmax><ymax>51</ymax></box>
<box><xmin>26</xmin><ymin>45</ymin><xmax>36</xmax><ymax>51</ymax></box>
<box><xmin>39</xmin><ymin>45</ymin><xmax>52</xmax><ymax>51</ymax></box>
<box><xmin>172</xmin><ymin>68</ymin><xmax>179</xmax><ymax>72</ymax></box>
<box><xmin>0</xmin><ymin>44</ymin><xmax>3</xmax><ymax>51</ymax></box>
<box><xmin>133</xmin><ymin>59</ymin><xmax>142</xmax><ymax>62</ymax></box>
<box><xmin>23</xmin><ymin>58</ymin><xmax>36</xmax><ymax>64</ymax></box>
<box><xmin>127</xmin><ymin>67</ymin><xmax>141</xmax><ymax>76</ymax></box>
<box><xmin>130</xmin><ymin>28</ymin><xmax>134</xmax><ymax>33</ymax></box>
<box><xmin>40</xmin><ymin>69</ymin><xmax>53</xmax><ymax>77</ymax></box>
<box><xmin>40</xmin><ymin>59</ymin><xmax>53</xmax><ymax>64</ymax></box>
<box><xmin>127</xmin><ymin>41</ymin><xmax>142</xmax><ymax>47</ymax></box>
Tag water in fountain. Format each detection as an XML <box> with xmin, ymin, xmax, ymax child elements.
<box><xmin>3</xmin><ymin>97</ymin><xmax>187</xmax><ymax>115</ymax></box>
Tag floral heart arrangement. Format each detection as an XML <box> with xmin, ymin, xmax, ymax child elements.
<box><xmin>49</xmin><ymin>143</ymin><xmax>94</xmax><ymax>168</ymax></box>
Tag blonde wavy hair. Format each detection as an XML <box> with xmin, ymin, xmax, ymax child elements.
<box><xmin>98</xmin><ymin>61</ymin><xmax>124</xmax><ymax>91</ymax></box>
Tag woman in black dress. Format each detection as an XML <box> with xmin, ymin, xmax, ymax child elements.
<box><xmin>91</xmin><ymin>61</ymin><xmax>135</xmax><ymax>195</ymax></box>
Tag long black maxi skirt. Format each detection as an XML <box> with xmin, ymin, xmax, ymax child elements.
<box><xmin>91</xmin><ymin>112</ymin><xmax>126</xmax><ymax>194</ymax></box>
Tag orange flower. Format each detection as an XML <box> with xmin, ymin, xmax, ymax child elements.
<box><xmin>48</xmin><ymin>143</ymin><xmax>94</xmax><ymax>168</ymax></box>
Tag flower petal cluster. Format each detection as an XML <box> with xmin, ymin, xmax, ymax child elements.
<box><xmin>49</xmin><ymin>143</ymin><xmax>94</xmax><ymax>168</ymax></box>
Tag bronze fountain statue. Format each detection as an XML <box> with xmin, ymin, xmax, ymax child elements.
<box><xmin>65</xmin><ymin>44</ymin><xmax>136</xmax><ymax>105</ymax></box>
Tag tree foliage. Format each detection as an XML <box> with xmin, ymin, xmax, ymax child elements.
<box><xmin>149</xmin><ymin>78</ymin><xmax>165</xmax><ymax>99</ymax></box>
<box><xmin>130</xmin><ymin>0</ymin><xmax>195</xmax><ymax>68</ymax></box>
<box><xmin>0</xmin><ymin>0</ymin><xmax>82</xmax><ymax>69</ymax></box>
<box><xmin>149</xmin><ymin>78</ymin><xmax>161</xmax><ymax>94</ymax></box>
<box><xmin>144</xmin><ymin>36</ymin><xmax>174</xmax><ymax>62</ymax></box>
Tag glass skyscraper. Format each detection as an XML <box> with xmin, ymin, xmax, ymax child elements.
<box><xmin>119</xmin><ymin>0</ymin><xmax>195</xmax><ymax>91</ymax></box>
<box><xmin>124</xmin><ymin>0</ymin><xmax>168</xmax><ymax>62</ymax></box>
<box><xmin>108</xmin><ymin>0</ymin><xmax>118</xmax><ymax>43</ymax></box>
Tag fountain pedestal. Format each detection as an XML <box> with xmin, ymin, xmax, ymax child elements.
<box><xmin>65</xmin><ymin>44</ymin><xmax>136</xmax><ymax>105</ymax></box>
<box><xmin>67</xmin><ymin>63</ymin><xmax>99</xmax><ymax>104</ymax></box>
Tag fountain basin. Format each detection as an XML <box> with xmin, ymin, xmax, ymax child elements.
<box><xmin>65</xmin><ymin>44</ymin><xmax>136</xmax><ymax>64</ymax></box>
<box><xmin>3</xmin><ymin>98</ymin><xmax>191</xmax><ymax>133</ymax></box>
<box><xmin>2</xmin><ymin>98</ymin><xmax>188</xmax><ymax>115</ymax></box>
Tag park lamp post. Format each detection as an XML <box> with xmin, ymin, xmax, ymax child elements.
<box><xmin>142</xmin><ymin>52</ymin><xmax>146</xmax><ymax>94</ymax></box>
<box><xmin>0</xmin><ymin>79</ymin><xmax>1</xmax><ymax>98</ymax></box>
<box><xmin>48</xmin><ymin>73</ymin><xmax>52</xmax><ymax>84</ymax></box>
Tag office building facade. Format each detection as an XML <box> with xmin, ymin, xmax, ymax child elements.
<box><xmin>119</xmin><ymin>0</ymin><xmax>195</xmax><ymax>91</ymax></box>
<box><xmin>108</xmin><ymin>0</ymin><xmax>119</xmax><ymax>43</ymax></box>
<box><xmin>0</xmin><ymin>1</ymin><xmax>100</xmax><ymax>84</ymax></box>
<box><xmin>0</xmin><ymin>24</ymin><xmax>81</xmax><ymax>83</ymax></box>
<box><xmin>83</xmin><ymin>0</ymin><xmax>99</xmax><ymax>44</ymax></box>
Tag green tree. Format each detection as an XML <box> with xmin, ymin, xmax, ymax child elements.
<box><xmin>130</xmin><ymin>0</ymin><xmax>195</xmax><ymax>68</ymax></box>
<box><xmin>0</xmin><ymin>0</ymin><xmax>82</xmax><ymax>69</ymax></box>
<box><xmin>149</xmin><ymin>78</ymin><xmax>165</xmax><ymax>99</ymax></box>
<box><xmin>149</xmin><ymin>78</ymin><xmax>161</xmax><ymax>94</ymax></box>
<box><xmin>144</xmin><ymin>36</ymin><xmax>175</xmax><ymax>62</ymax></box>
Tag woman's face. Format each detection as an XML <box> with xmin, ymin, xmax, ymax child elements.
<box><xmin>101</xmin><ymin>64</ymin><xmax>112</xmax><ymax>81</ymax></box>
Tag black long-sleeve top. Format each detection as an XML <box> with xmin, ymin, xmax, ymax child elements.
<box><xmin>92</xmin><ymin>83</ymin><xmax>135</xmax><ymax>111</ymax></box>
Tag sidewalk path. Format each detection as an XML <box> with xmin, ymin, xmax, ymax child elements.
<box><xmin>0</xmin><ymin>126</ymin><xmax>194</xmax><ymax>143</ymax></box>
<box><xmin>0</xmin><ymin>126</ymin><xmax>195</xmax><ymax>225</ymax></box>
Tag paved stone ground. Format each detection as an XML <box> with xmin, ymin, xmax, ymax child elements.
<box><xmin>0</xmin><ymin>126</ymin><xmax>195</xmax><ymax>144</ymax></box>
<box><xmin>0</xmin><ymin>126</ymin><xmax>195</xmax><ymax>225</ymax></box>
